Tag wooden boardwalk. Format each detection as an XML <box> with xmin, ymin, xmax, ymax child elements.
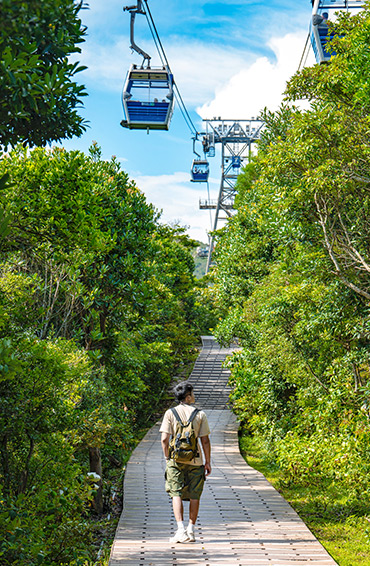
<box><xmin>109</xmin><ymin>337</ymin><xmax>337</xmax><ymax>566</ymax></box>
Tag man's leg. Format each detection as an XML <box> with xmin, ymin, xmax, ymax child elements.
<box><xmin>167</xmin><ymin>463</ymin><xmax>190</xmax><ymax>543</ymax></box>
<box><xmin>187</xmin><ymin>499</ymin><xmax>200</xmax><ymax>541</ymax></box>
<box><xmin>189</xmin><ymin>499</ymin><xmax>200</xmax><ymax>524</ymax></box>
<box><xmin>186</xmin><ymin>466</ymin><xmax>205</xmax><ymax>542</ymax></box>
<box><xmin>172</xmin><ymin>495</ymin><xmax>184</xmax><ymax>522</ymax></box>
<box><xmin>170</xmin><ymin>496</ymin><xmax>189</xmax><ymax>542</ymax></box>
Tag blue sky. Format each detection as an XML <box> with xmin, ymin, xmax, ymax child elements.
<box><xmin>60</xmin><ymin>0</ymin><xmax>314</xmax><ymax>242</ymax></box>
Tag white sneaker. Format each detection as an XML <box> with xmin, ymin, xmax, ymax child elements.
<box><xmin>169</xmin><ymin>530</ymin><xmax>190</xmax><ymax>543</ymax></box>
<box><xmin>186</xmin><ymin>528</ymin><xmax>195</xmax><ymax>542</ymax></box>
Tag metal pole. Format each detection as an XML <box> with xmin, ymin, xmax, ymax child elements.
<box><xmin>206</xmin><ymin>141</ymin><xmax>225</xmax><ymax>274</ymax></box>
<box><xmin>200</xmin><ymin>119</ymin><xmax>264</xmax><ymax>275</ymax></box>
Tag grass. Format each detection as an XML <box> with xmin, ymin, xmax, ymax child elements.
<box><xmin>239</xmin><ymin>433</ymin><xmax>370</xmax><ymax>566</ymax></box>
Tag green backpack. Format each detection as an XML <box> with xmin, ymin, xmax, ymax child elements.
<box><xmin>168</xmin><ymin>407</ymin><xmax>200</xmax><ymax>462</ymax></box>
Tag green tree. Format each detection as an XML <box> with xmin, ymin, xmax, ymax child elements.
<box><xmin>212</xmin><ymin>5</ymin><xmax>370</xmax><ymax>512</ymax></box>
<box><xmin>0</xmin><ymin>145</ymin><xmax>156</xmax><ymax>346</ymax></box>
<box><xmin>0</xmin><ymin>0</ymin><xmax>87</xmax><ymax>148</ymax></box>
<box><xmin>0</xmin><ymin>144</ymin><xmax>207</xmax><ymax>564</ymax></box>
<box><xmin>0</xmin><ymin>145</ymin><xmax>158</xmax><ymax>562</ymax></box>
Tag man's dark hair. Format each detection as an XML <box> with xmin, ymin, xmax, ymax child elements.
<box><xmin>173</xmin><ymin>381</ymin><xmax>193</xmax><ymax>402</ymax></box>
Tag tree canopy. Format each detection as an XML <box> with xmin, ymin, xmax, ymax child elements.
<box><xmin>212</xmin><ymin>5</ymin><xmax>370</xmax><ymax>529</ymax></box>
<box><xmin>0</xmin><ymin>144</ymin><xmax>214</xmax><ymax>564</ymax></box>
<box><xmin>0</xmin><ymin>0</ymin><xmax>88</xmax><ymax>148</ymax></box>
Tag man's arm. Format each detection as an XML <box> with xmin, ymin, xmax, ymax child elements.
<box><xmin>161</xmin><ymin>432</ymin><xmax>171</xmax><ymax>459</ymax></box>
<box><xmin>200</xmin><ymin>435</ymin><xmax>211</xmax><ymax>476</ymax></box>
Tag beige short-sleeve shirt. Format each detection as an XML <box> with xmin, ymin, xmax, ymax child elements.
<box><xmin>160</xmin><ymin>404</ymin><xmax>211</xmax><ymax>466</ymax></box>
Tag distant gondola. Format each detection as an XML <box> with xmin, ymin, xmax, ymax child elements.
<box><xmin>121</xmin><ymin>65</ymin><xmax>174</xmax><ymax>130</ymax></box>
<box><xmin>191</xmin><ymin>160</ymin><xmax>210</xmax><ymax>183</ymax></box>
<box><xmin>310</xmin><ymin>0</ymin><xmax>363</xmax><ymax>64</ymax></box>
<box><xmin>231</xmin><ymin>156</ymin><xmax>241</xmax><ymax>169</ymax></box>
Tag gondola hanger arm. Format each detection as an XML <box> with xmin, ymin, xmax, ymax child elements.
<box><xmin>192</xmin><ymin>136</ymin><xmax>201</xmax><ymax>159</ymax></box>
<box><xmin>124</xmin><ymin>1</ymin><xmax>151</xmax><ymax>66</ymax></box>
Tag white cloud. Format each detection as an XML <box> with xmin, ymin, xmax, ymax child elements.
<box><xmin>80</xmin><ymin>0</ymin><xmax>123</xmax><ymax>26</ymax></box>
<box><xmin>74</xmin><ymin>37</ymin><xmax>129</xmax><ymax>92</ymax></box>
<box><xmin>74</xmin><ymin>23</ymin><xmax>317</xmax><ymax>243</ymax></box>
<box><xmin>165</xmin><ymin>42</ymin><xmax>253</xmax><ymax>107</ymax></box>
<box><xmin>79</xmin><ymin>29</ymin><xmax>316</xmax><ymax>120</ymax></box>
<box><xmin>126</xmin><ymin>31</ymin><xmax>317</xmax><ymax>242</ymax></box>
<box><xmin>133</xmin><ymin>171</ymin><xmax>218</xmax><ymax>242</ymax></box>
<box><xmin>76</xmin><ymin>36</ymin><xmax>254</xmax><ymax>107</ymax></box>
<box><xmin>198</xmin><ymin>32</ymin><xmax>315</xmax><ymax>118</ymax></box>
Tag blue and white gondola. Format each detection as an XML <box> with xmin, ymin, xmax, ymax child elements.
<box><xmin>231</xmin><ymin>156</ymin><xmax>241</xmax><ymax>169</ymax></box>
<box><xmin>190</xmin><ymin>160</ymin><xmax>210</xmax><ymax>183</ymax></box>
<box><xmin>310</xmin><ymin>0</ymin><xmax>364</xmax><ymax>64</ymax></box>
<box><xmin>121</xmin><ymin>64</ymin><xmax>174</xmax><ymax>130</ymax></box>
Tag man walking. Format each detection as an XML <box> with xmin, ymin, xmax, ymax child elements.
<box><xmin>160</xmin><ymin>381</ymin><xmax>211</xmax><ymax>543</ymax></box>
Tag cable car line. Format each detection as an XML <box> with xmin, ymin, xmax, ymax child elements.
<box><xmin>141</xmin><ymin>0</ymin><xmax>198</xmax><ymax>136</ymax></box>
<box><xmin>142</xmin><ymin>0</ymin><xmax>169</xmax><ymax>68</ymax></box>
<box><xmin>302</xmin><ymin>37</ymin><xmax>311</xmax><ymax>69</ymax></box>
<box><xmin>143</xmin><ymin>0</ymin><xmax>199</xmax><ymax>136</ymax></box>
<box><xmin>206</xmin><ymin>179</ymin><xmax>213</xmax><ymax>231</ymax></box>
<box><xmin>173</xmin><ymin>86</ymin><xmax>198</xmax><ymax>136</ymax></box>
<box><xmin>298</xmin><ymin>32</ymin><xmax>311</xmax><ymax>72</ymax></box>
<box><xmin>120</xmin><ymin>3</ymin><xmax>267</xmax><ymax>272</ymax></box>
<box><xmin>139</xmin><ymin>2</ymin><xmax>196</xmax><ymax>135</ymax></box>
<box><xmin>121</xmin><ymin>1</ymin><xmax>174</xmax><ymax>130</ymax></box>
<box><xmin>140</xmin><ymin>2</ymin><xmax>196</xmax><ymax>135</ymax></box>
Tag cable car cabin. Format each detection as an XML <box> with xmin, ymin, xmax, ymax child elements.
<box><xmin>202</xmin><ymin>134</ymin><xmax>216</xmax><ymax>157</ymax></box>
<box><xmin>121</xmin><ymin>65</ymin><xmax>174</xmax><ymax>130</ymax></box>
<box><xmin>310</xmin><ymin>0</ymin><xmax>363</xmax><ymax>64</ymax></box>
<box><xmin>231</xmin><ymin>156</ymin><xmax>241</xmax><ymax>169</ymax></box>
<box><xmin>191</xmin><ymin>160</ymin><xmax>209</xmax><ymax>183</ymax></box>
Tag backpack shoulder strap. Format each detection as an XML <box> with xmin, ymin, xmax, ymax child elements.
<box><xmin>171</xmin><ymin>407</ymin><xmax>184</xmax><ymax>425</ymax></box>
<box><xmin>187</xmin><ymin>408</ymin><xmax>200</xmax><ymax>425</ymax></box>
<box><xmin>171</xmin><ymin>407</ymin><xmax>199</xmax><ymax>426</ymax></box>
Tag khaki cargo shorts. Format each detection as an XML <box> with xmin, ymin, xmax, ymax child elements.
<box><xmin>165</xmin><ymin>460</ymin><xmax>206</xmax><ymax>501</ymax></box>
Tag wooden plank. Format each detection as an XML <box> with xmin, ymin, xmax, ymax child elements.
<box><xmin>108</xmin><ymin>338</ymin><xmax>337</xmax><ymax>566</ymax></box>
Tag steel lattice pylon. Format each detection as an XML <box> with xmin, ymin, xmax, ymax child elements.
<box><xmin>198</xmin><ymin>119</ymin><xmax>264</xmax><ymax>273</ymax></box>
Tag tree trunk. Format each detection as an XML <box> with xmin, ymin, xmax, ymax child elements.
<box><xmin>89</xmin><ymin>446</ymin><xmax>104</xmax><ymax>514</ymax></box>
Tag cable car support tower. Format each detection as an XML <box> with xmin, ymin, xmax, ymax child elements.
<box><xmin>199</xmin><ymin>118</ymin><xmax>264</xmax><ymax>273</ymax></box>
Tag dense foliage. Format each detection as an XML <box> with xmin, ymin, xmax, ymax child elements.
<box><xmin>213</xmin><ymin>5</ymin><xmax>370</xmax><ymax>528</ymax></box>
<box><xmin>0</xmin><ymin>0</ymin><xmax>87</xmax><ymax>148</ymax></box>
<box><xmin>0</xmin><ymin>144</ymin><xmax>211</xmax><ymax>564</ymax></box>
